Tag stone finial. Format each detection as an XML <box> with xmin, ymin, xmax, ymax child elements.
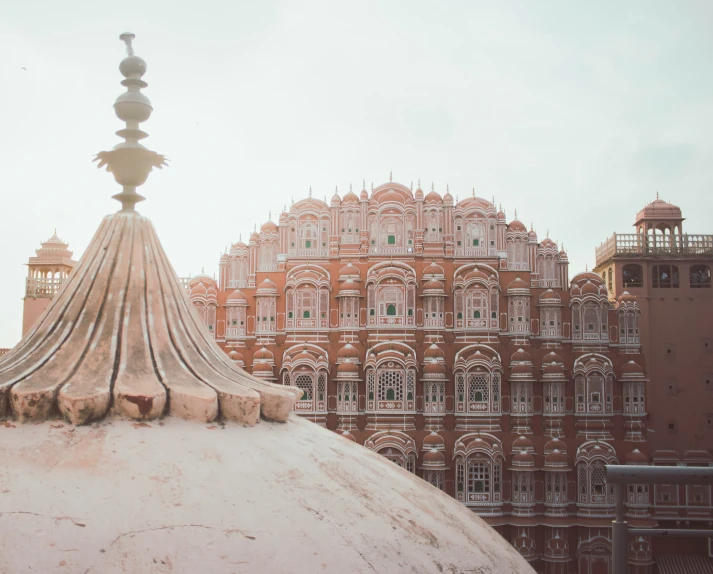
<box><xmin>389</xmin><ymin>170</ymin><xmax>393</xmax><ymax>182</ymax></box>
<box><xmin>94</xmin><ymin>33</ymin><xmax>167</xmax><ymax>211</ymax></box>
<box><xmin>309</xmin><ymin>187</ymin><xmax>312</xmax><ymax>198</ymax></box>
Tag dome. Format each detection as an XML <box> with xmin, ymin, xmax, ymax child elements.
<box><xmin>226</xmin><ymin>289</ymin><xmax>248</xmax><ymax>306</ymax></box>
<box><xmin>571</xmin><ymin>271</ymin><xmax>603</xmax><ymax>285</ymax></box>
<box><xmin>256</xmin><ymin>278</ymin><xmax>278</xmax><ymax>295</ymax></box>
<box><xmin>330</xmin><ymin>190</ymin><xmax>341</xmax><ymax>206</ymax></box>
<box><xmin>542</xmin><ymin>362</ymin><xmax>565</xmax><ymax>377</ymax></box>
<box><xmin>544</xmin><ymin>437</ymin><xmax>567</xmax><ymax>454</ymax></box>
<box><xmin>510</xmin><ymin>451</ymin><xmax>536</xmax><ymax>469</ymax></box>
<box><xmin>528</xmin><ymin>228</ymin><xmax>537</xmax><ymax>240</ymax></box>
<box><xmin>425</xmin><ymin>189</ymin><xmax>442</xmax><ymax>202</ymax></box>
<box><xmin>422</xmin><ymin>279</ymin><xmax>445</xmax><ymax>293</ymax></box>
<box><xmin>511</xmin><ymin>347</ymin><xmax>532</xmax><ymax>363</ymax></box>
<box><xmin>423</xmin><ymin>261</ymin><xmax>445</xmax><ymax>278</ymax></box>
<box><xmin>539</xmin><ymin>289</ymin><xmax>561</xmax><ymax>303</ymax></box>
<box><xmin>337</xmin><ymin>361</ymin><xmax>359</xmax><ymax>374</ymax></box>
<box><xmin>424</xmin><ymin>344</ymin><xmax>445</xmax><ymax>361</ymax></box>
<box><xmin>339</xmin><ymin>262</ymin><xmax>361</xmax><ymax>280</ymax></box>
<box><xmin>338</xmin><ymin>279</ymin><xmax>361</xmax><ymax>294</ymax></box>
<box><xmin>507</xmin><ymin>276</ymin><xmax>529</xmax><ymax>293</ymax></box>
<box><xmin>342</xmin><ymin>188</ymin><xmax>359</xmax><ymax>204</ymax></box>
<box><xmin>464</xmin><ymin>269</ymin><xmax>491</xmax><ymax>282</ymax></box>
<box><xmin>253</xmin><ymin>346</ymin><xmax>274</xmax><ymax>362</ymax></box>
<box><xmin>542</xmin><ymin>351</ymin><xmax>564</xmax><ymax>365</ymax></box>
<box><xmin>190</xmin><ymin>281</ymin><xmax>207</xmax><ymax>298</ymax></box>
<box><xmin>443</xmin><ymin>189</ymin><xmax>453</xmax><ymax>204</ymax></box>
<box><xmin>293</xmin><ymin>350</ymin><xmax>314</xmax><ymax>364</ymax></box>
<box><xmin>228</xmin><ymin>349</ymin><xmax>244</xmax><ymax>363</ymax></box>
<box><xmin>337</xmin><ymin>343</ymin><xmax>359</xmax><ymax>361</ymax></box>
<box><xmin>544</xmin><ymin>449</ymin><xmax>569</xmax><ymax>468</ymax></box>
<box><xmin>359</xmin><ymin>187</ymin><xmax>369</xmax><ymax>200</ymax></box>
<box><xmin>540</xmin><ymin>237</ymin><xmax>556</xmax><ymax>248</ymax></box>
<box><xmin>251</xmin><ymin>360</ymin><xmax>273</xmax><ymax>374</ymax></box>
<box><xmin>508</xmin><ymin>219</ymin><xmax>527</xmax><ymax>232</ymax></box>
<box><xmin>581</xmin><ymin>280</ymin><xmax>599</xmax><ymax>295</ymax></box>
<box><xmin>0</xmin><ymin>417</ymin><xmax>531</xmax><ymax>573</ymax></box>
<box><xmin>512</xmin><ymin>436</ymin><xmax>534</xmax><ymax>453</ymax></box>
<box><xmin>423</xmin><ymin>360</ymin><xmax>447</xmax><ymax>378</ymax></box>
<box><xmin>625</xmin><ymin>448</ymin><xmax>650</xmax><ymax>465</ymax></box>
<box><xmin>617</xmin><ymin>291</ymin><xmax>636</xmax><ymax>304</ymax></box>
<box><xmin>422</xmin><ymin>448</ymin><xmax>447</xmax><ymax>468</ymax></box>
<box><xmin>261</xmin><ymin>220</ymin><xmax>278</xmax><ymax>232</ymax></box>
<box><xmin>635</xmin><ymin>197</ymin><xmax>683</xmax><ymax>223</ymax></box>
<box><xmin>621</xmin><ymin>360</ymin><xmax>645</xmax><ymax>378</ymax></box>
<box><xmin>423</xmin><ymin>431</ymin><xmax>445</xmax><ymax>451</ymax></box>
<box><xmin>510</xmin><ymin>363</ymin><xmax>534</xmax><ymax>376</ymax></box>
<box><xmin>497</xmin><ymin>209</ymin><xmax>506</xmax><ymax>221</ymax></box>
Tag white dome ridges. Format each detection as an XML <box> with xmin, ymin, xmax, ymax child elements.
<box><xmin>569</xmin><ymin>272</ymin><xmax>607</xmax><ymax>299</ymax></box>
<box><xmin>512</xmin><ymin>531</ymin><xmax>537</xmax><ymax>561</ymax></box>
<box><xmin>423</xmin><ymin>343</ymin><xmax>445</xmax><ymax>362</ymax></box>
<box><xmin>620</xmin><ymin>359</ymin><xmax>646</xmax><ymax>380</ymax></box>
<box><xmin>625</xmin><ymin>448</ymin><xmax>650</xmax><ymax>465</ymax></box>
<box><xmin>538</xmin><ymin>289</ymin><xmax>562</xmax><ymax>305</ymax></box>
<box><xmin>0</xmin><ymin>212</ymin><xmax>301</xmax><ymax>425</ymax></box>
<box><xmin>256</xmin><ymin>277</ymin><xmax>278</xmax><ymax>296</ymax></box>
<box><xmin>338</xmin><ymin>261</ymin><xmax>361</xmax><ymax>281</ymax></box>
<box><xmin>511</xmin><ymin>435</ymin><xmax>535</xmax><ymax>454</ymax></box>
<box><xmin>422</xmin><ymin>261</ymin><xmax>445</xmax><ymax>280</ymax></box>
<box><xmin>507</xmin><ymin>275</ymin><xmax>530</xmax><ymax>295</ymax></box>
<box><xmin>423</xmin><ymin>359</ymin><xmax>447</xmax><ymax>380</ymax></box>
<box><xmin>336</xmin><ymin>343</ymin><xmax>359</xmax><ymax>363</ymax></box>
<box><xmin>544</xmin><ymin>437</ymin><xmax>567</xmax><ymax>455</ymax></box>
<box><xmin>509</xmin><ymin>450</ymin><xmax>536</xmax><ymax>470</ymax></box>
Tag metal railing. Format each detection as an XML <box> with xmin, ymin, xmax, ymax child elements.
<box><xmin>596</xmin><ymin>233</ymin><xmax>713</xmax><ymax>265</ymax></box>
<box><xmin>606</xmin><ymin>465</ymin><xmax>713</xmax><ymax>574</ymax></box>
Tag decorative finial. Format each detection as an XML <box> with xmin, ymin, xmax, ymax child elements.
<box><xmin>389</xmin><ymin>170</ymin><xmax>393</xmax><ymax>182</ymax></box>
<box><xmin>371</xmin><ymin>182</ymin><xmax>374</xmax><ymax>192</ymax></box>
<box><xmin>309</xmin><ymin>186</ymin><xmax>312</xmax><ymax>198</ymax></box>
<box><xmin>546</xmin><ymin>228</ymin><xmax>549</xmax><ymax>237</ymax></box>
<box><xmin>492</xmin><ymin>195</ymin><xmax>495</xmax><ymax>205</ymax></box>
<box><xmin>94</xmin><ymin>33</ymin><xmax>168</xmax><ymax>212</ymax></box>
<box><xmin>362</xmin><ymin>179</ymin><xmax>366</xmax><ymax>190</ymax></box>
<box><xmin>472</xmin><ymin>187</ymin><xmax>475</xmax><ymax>198</ymax></box>
<box><xmin>431</xmin><ymin>182</ymin><xmax>435</xmax><ymax>192</ymax></box>
<box><xmin>239</xmin><ymin>233</ymin><xmax>242</xmax><ymax>241</ymax></box>
<box><xmin>418</xmin><ymin>178</ymin><xmax>421</xmax><ymax>188</ymax></box>
<box><xmin>585</xmin><ymin>263</ymin><xmax>588</xmax><ymax>272</ymax></box>
<box><xmin>656</xmin><ymin>191</ymin><xmax>659</xmax><ymax>200</ymax></box>
<box><xmin>514</xmin><ymin>208</ymin><xmax>518</xmax><ymax>219</ymax></box>
<box><xmin>410</xmin><ymin>181</ymin><xmax>413</xmax><ymax>191</ymax></box>
<box><xmin>268</xmin><ymin>210</ymin><xmax>272</xmax><ymax>221</ymax></box>
<box><xmin>349</xmin><ymin>183</ymin><xmax>353</xmax><ymax>193</ymax></box>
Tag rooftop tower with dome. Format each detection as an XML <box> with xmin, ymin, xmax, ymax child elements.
<box><xmin>0</xmin><ymin>33</ymin><xmax>534</xmax><ymax>573</ymax></box>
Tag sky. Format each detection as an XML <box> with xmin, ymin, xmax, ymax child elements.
<box><xmin>0</xmin><ymin>0</ymin><xmax>712</xmax><ymax>347</ymax></box>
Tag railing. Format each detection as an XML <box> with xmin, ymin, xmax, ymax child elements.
<box><xmin>606</xmin><ymin>465</ymin><xmax>713</xmax><ymax>574</ymax></box>
<box><xmin>370</xmin><ymin>246</ymin><xmax>414</xmax><ymax>255</ymax></box>
<box><xmin>531</xmin><ymin>278</ymin><xmax>561</xmax><ymax>289</ymax></box>
<box><xmin>288</xmin><ymin>248</ymin><xmax>329</xmax><ymax>258</ymax></box>
<box><xmin>26</xmin><ymin>277</ymin><xmax>65</xmax><ymax>297</ymax></box>
<box><xmin>596</xmin><ymin>233</ymin><xmax>713</xmax><ymax>265</ymax></box>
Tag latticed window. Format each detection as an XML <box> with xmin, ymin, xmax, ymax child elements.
<box><xmin>469</xmin><ymin>374</ymin><xmax>489</xmax><ymax>404</ymax></box>
<box><xmin>511</xmin><ymin>382</ymin><xmax>533</xmax><ymax>414</ymax></box>
<box><xmin>337</xmin><ymin>381</ymin><xmax>358</xmax><ymax>413</ymax></box>
<box><xmin>366</xmin><ymin>370</ymin><xmax>376</xmax><ymax>410</ymax></box>
<box><xmin>256</xmin><ymin>298</ymin><xmax>276</xmax><ymax>333</ymax></box>
<box><xmin>468</xmin><ymin>462</ymin><xmax>490</xmax><ymax>494</ymax></box>
<box><xmin>339</xmin><ymin>297</ymin><xmax>359</xmax><ymax>328</ymax></box>
<box><xmin>579</xmin><ymin>462</ymin><xmax>615</xmax><ymax>505</ymax></box>
<box><xmin>512</xmin><ymin>472</ymin><xmax>534</xmax><ymax>504</ymax></box>
<box><xmin>508</xmin><ymin>297</ymin><xmax>530</xmax><ymax>333</ymax></box>
<box><xmin>465</xmin><ymin>289</ymin><xmax>488</xmax><ymax>329</ymax></box>
<box><xmin>619</xmin><ymin>310</ymin><xmax>639</xmax><ymax>345</ymax></box>
<box><xmin>258</xmin><ymin>241</ymin><xmax>277</xmax><ymax>271</ymax></box>
<box><xmin>507</xmin><ymin>238</ymin><xmax>528</xmax><ymax>270</ymax></box>
<box><xmin>424</xmin><ymin>470</ymin><xmax>445</xmax><ymax>491</ymax></box>
<box><xmin>576</xmin><ymin>374</ymin><xmax>612</xmax><ymax>414</ymax></box>
<box><xmin>341</xmin><ymin>210</ymin><xmax>359</xmax><ymax>244</ymax></box>
<box><xmin>457</xmin><ymin>458</ymin><xmax>501</xmax><ymax>504</ymax></box>
<box><xmin>546</xmin><ymin>472</ymin><xmax>566</xmax><ymax>505</ymax></box>
<box><xmin>424</xmin><ymin>381</ymin><xmax>445</xmax><ymax>414</ymax></box>
<box><xmin>379</xmin><ymin>449</ymin><xmax>416</xmax><ymax>474</ymax></box>
<box><xmin>456</xmin><ymin>373</ymin><xmax>466</xmax><ymax>412</ymax></box>
<box><xmin>623</xmin><ymin>381</ymin><xmax>645</xmax><ymax>414</ymax></box>
<box><xmin>295</xmin><ymin>374</ymin><xmax>313</xmax><ymax>402</ymax></box>
<box><xmin>229</xmin><ymin>256</ymin><xmax>248</xmax><ymax>288</ymax></box>
<box><xmin>423</xmin><ymin>296</ymin><xmax>444</xmax><ymax>328</ymax></box>
<box><xmin>541</xmin><ymin>307</ymin><xmax>561</xmax><ymax>338</ymax></box>
<box><xmin>377</xmin><ymin>370</ymin><xmax>404</xmax><ymax>402</ymax></box>
<box><xmin>544</xmin><ymin>382</ymin><xmax>565</xmax><ymax>413</ymax></box>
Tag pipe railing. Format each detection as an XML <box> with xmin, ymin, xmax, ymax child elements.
<box><xmin>605</xmin><ymin>465</ymin><xmax>713</xmax><ymax>574</ymax></box>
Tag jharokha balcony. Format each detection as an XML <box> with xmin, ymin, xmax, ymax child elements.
<box><xmin>595</xmin><ymin>233</ymin><xmax>713</xmax><ymax>266</ymax></box>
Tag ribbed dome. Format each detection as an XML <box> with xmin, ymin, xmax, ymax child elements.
<box><xmin>337</xmin><ymin>344</ymin><xmax>359</xmax><ymax>361</ymax></box>
<box><xmin>508</xmin><ymin>219</ymin><xmax>527</xmax><ymax>232</ymax></box>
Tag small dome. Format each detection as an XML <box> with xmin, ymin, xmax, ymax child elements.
<box><xmin>425</xmin><ymin>189</ymin><xmax>442</xmax><ymax>202</ymax></box>
<box><xmin>544</xmin><ymin>449</ymin><xmax>569</xmax><ymax>468</ymax></box>
<box><xmin>423</xmin><ymin>431</ymin><xmax>445</xmax><ymax>450</ymax></box>
<box><xmin>342</xmin><ymin>190</ymin><xmax>359</xmax><ymax>204</ymax></box>
<box><xmin>544</xmin><ymin>438</ymin><xmax>567</xmax><ymax>454</ymax></box>
<box><xmin>617</xmin><ymin>291</ymin><xmax>636</xmax><ymax>304</ymax></box>
<box><xmin>226</xmin><ymin>289</ymin><xmax>248</xmax><ymax>305</ymax></box>
<box><xmin>539</xmin><ymin>289</ymin><xmax>561</xmax><ymax>303</ymax></box>
<box><xmin>293</xmin><ymin>350</ymin><xmax>314</xmax><ymax>364</ymax></box>
<box><xmin>464</xmin><ymin>268</ymin><xmax>491</xmax><ymax>282</ymax></box>
<box><xmin>508</xmin><ymin>219</ymin><xmax>527</xmax><ymax>233</ymax></box>
<box><xmin>423</xmin><ymin>360</ymin><xmax>446</xmax><ymax>377</ymax></box>
<box><xmin>542</xmin><ymin>351</ymin><xmax>564</xmax><ymax>365</ymax></box>
<box><xmin>359</xmin><ymin>187</ymin><xmax>369</xmax><ymax>200</ymax></box>
<box><xmin>423</xmin><ymin>449</ymin><xmax>446</xmax><ymax>465</ymax></box>
<box><xmin>542</xmin><ymin>362</ymin><xmax>565</xmax><ymax>377</ymax></box>
<box><xmin>423</xmin><ymin>261</ymin><xmax>445</xmax><ymax>278</ymax></box>
<box><xmin>511</xmin><ymin>347</ymin><xmax>532</xmax><ymax>363</ymax></box>
<box><xmin>621</xmin><ymin>360</ymin><xmax>645</xmax><ymax>377</ymax></box>
<box><xmin>507</xmin><ymin>276</ymin><xmax>529</xmax><ymax>293</ymax></box>
<box><xmin>511</xmin><ymin>363</ymin><xmax>533</xmax><ymax>376</ymax></box>
<box><xmin>422</xmin><ymin>279</ymin><xmax>445</xmax><ymax>292</ymax></box>
<box><xmin>424</xmin><ymin>344</ymin><xmax>445</xmax><ymax>361</ymax></box>
<box><xmin>337</xmin><ymin>361</ymin><xmax>359</xmax><ymax>374</ymax></box>
<box><xmin>337</xmin><ymin>343</ymin><xmax>359</xmax><ymax>361</ymax></box>
<box><xmin>512</xmin><ymin>436</ymin><xmax>534</xmax><ymax>453</ymax></box>
<box><xmin>497</xmin><ymin>210</ymin><xmax>506</xmax><ymax>221</ymax></box>
<box><xmin>582</xmin><ymin>280</ymin><xmax>599</xmax><ymax>295</ymax></box>
<box><xmin>253</xmin><ymin>346</ymin><xmax>274</xmax><ymax>362</ymax></box>
<box><xmin>540</xmin><ymin>237</ymin><xmax>556</xmax><ymax>248</ymax></box>
<box><xmin>260</xmin><ymin>220</ymin><xmax>278</xmax><ymax>232</ymax></box>
<box><xmin>625</xmin><ymin>448</ymin><xmax>649</xmax><ymax>465</ymax></box>
<box><xmin>443</xmin><ymin>189</ymin><xmax>454</xmax><ymax>204</ymax></box>
<box><xmin>339</xmin><ymin>262</ymin><xmax>361</xmax><ymax>279</ymax></box>
<box><xmin>635</xmin><ymin>197</ymin><xmax>683</xmax><ymax>223</ymax></box>
<box><xmin>528</xmin><ymin>228</ymin><xmax>537</xmax><ymax>240</ymax></box>
<box><xmin>511</xmin><ymin>451</ymin><xmax>535</xmax><ymax>468</ymax></box>
<box><xmin>190</xmin><ymin>282</ymin><xmax>207</xmax><ymax>298</ymax></box>
<box><xmin>338</xmin><ymin>279</ymin><xmax>361</xmax><ymax>294</ymax></box>
<box><xmin>330</xmin><ymin>190</ymin><xmax>341</xmax><ymax>206</ymax></box>
<box><xmin>256</xmin><ymin>278</ymin><xmax>278</xmax><ymax>295</ymax></box>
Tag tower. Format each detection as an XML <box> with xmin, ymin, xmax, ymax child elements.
<box><xmin>22</xmin><ymin>232</ymin><xmax>76</xmax><ymax>335</ymax></box>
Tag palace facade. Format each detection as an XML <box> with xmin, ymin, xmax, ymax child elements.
<box><xmin>19</xmin><ymin>182</ymin><xmax>712</xmax><ymax>573</ymax></box>
<box><xmin>181</xmin><ymin>180</ymin><xmax>713</xmax><ymax>574</ymax></box>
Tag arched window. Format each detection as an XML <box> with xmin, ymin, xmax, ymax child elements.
<box><xmin>622</xmin><ymin>264</ymin><xmax>643</xmax><ymax>288</ymax></box>
<box><xmin>455</xmin><ymin>371</ymin><xmax>501</xmax><ymax>414</ymax></box>
<box><xmin>690</xmin><ymin>264</ymin><xmax>711</xmax><ymax>288</ymax></box>
<box><xmin>289</xmin><ymin>371</ymin><xmax>327</xmax><ymax>414</ymax></box>
<box><xmin>652</xmin><ymin>264</ymin><xmax>679</xmax><ymax>288</ymax></box>
<box><xmin>455</xmin><ymin>455</ymin><xmax>502</xmax><ymax>506</ymax></box>
<box><xmin>386</xmin><ymin>304</ymin><xmax>396</xmax><ymax>316</ymax></box>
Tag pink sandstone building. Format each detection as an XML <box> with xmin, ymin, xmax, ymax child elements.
<box><xmin>19</xmin><ymin>184</ymin><xmax>713</xmax><ymax>573</ymax></box>
<box><xmin>177</xmin><ymin>181</ymin><xmax>713</xmax><ymax>573</ymax></box>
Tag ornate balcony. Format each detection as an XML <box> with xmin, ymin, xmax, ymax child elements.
<box><xmin>595</xmin><ymin>233</ymin><xmax>713</xmax><ymax>266</ymax></box>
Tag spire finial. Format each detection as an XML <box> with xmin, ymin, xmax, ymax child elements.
<box><xmin>656</xmin><ymin>191</ymin><xmax>659</xmax><ymax>200</ymax></box>
<box><xmin>418</xmin><ymin>178</ymin><xmax>421</xmax><ymax>188</ymax></box>
<box><xmin>309</xmin><ymin>186</ymin><xmax>312</xmax><ymax>198</ymax></box>
<box><xmin>94</xmin><ymin>33</ymin><xmax>167</xmax><ymax>212</ymax></box>
<box><xmin>472</xmin><ymin>187</ymin><xmax>475</xmax><ymax>198</ymax></box>
<box><xmin>362</xmin><ymin>179</ymin><xmax>366</xmax><ymax>190</ymax></box>
<box><xmin>349</xmin><ymin>183</ymin><xmax>352</xmax><ymax>193</ymax></box>
<box><xmin>546</xmin><ymin>228</ymin><xmax>549</xmax><ymax>237</ymax></box>
<box><xmin>431</xmin><ymin>182</ymin><xmax>435</xmax><ymax>192</ymax></box>
<box><xmin>514</xmin><ymin>208</ymin><xmax>518</xmax><ymax>219</ymax></box>
<box><xmin>371</xmin><ymin>182</ymin><xmax>374</xmax><ymax>192</ymax></box>
<box><xmin>239</xmin><ymin>233</ymin><xmax>242</xmax><ymax>241</ymax></box>
<box><xmin>268</xmin><ymin>210</ymin><xmax>272</xmax><ymax>221</ymax></box>
<box><xmin>389</xmin><ymin>170</ymin><xmax>393</xmax><ymax>182</ymax></box>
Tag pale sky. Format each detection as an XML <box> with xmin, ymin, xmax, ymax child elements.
<box><xmin>1</xmin><ymin>0</ymin><xmax>712</xmax><ymax>347</ymax></box>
